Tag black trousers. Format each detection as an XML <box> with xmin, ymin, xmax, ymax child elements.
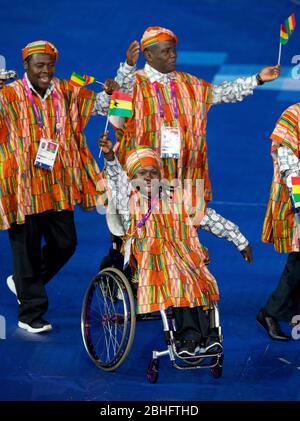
<box><xmin>264</xmin><ymin>252</ymin><xmax>300</xmax><ymax>322</ymax></box>
<box><xmin>173</xmin><ymin>306</ymin><xmax>216</xmax><ymax>343</ymax></box>
<box><xmin>8</xmin><ymin>210</ymin><xmax>77</xmax><ymax>324</ymax></box>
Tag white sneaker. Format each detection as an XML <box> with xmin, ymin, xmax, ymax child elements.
<box><xmin>18</xmin><ymin>319</ymin><xmax>53</xmax><ymax>334</ymax></box>
<box><xmin>7</xmin><ymin>275</ymin><xmax>20</xmax><ymax>304</ymax></box>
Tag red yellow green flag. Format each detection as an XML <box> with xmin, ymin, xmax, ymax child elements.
<box><xmin>70</xmin><ymin>72</ymin><xmax>86</xmax><ymax>87</ymax></box>
<box><xmin>83</xmin><ymin>74</ymin><xmax>96</xmax><ymax>85</ymax></box>
<box><xmin>280</xmin><ymin>24</ymin><xmax>289</xmax><ymax>45</ymax></box>
<box><xmin>285</xmin><ymin>13</ymin><xmax>296</xmax><ymax>36</ymax></box>
<box><xmin>280</xmin><ymin>13</ymin><xmax>296</xmax><ymax>44</ymax></box>
<box><xmin>108</xmin><ymin>91</ymin><xmax>133</xmax><ymax>118</ymax></box>
<box><xmin>291</xmin><ymin>176</ymin><xmax>300</xmax><ymax>205</ymax></box>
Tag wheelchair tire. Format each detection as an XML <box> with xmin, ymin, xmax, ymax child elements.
<box><xmin>210</xmin><ymin>353</ymin><xmax>224</xmax><ymax>378</ymax></box>
<box><xmin>81</xmin><ymin>267</ymin><xmax>136</xmax><ymax>371</ymax></box>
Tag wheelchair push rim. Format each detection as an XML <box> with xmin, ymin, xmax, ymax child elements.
<box><xmin>81</xmin><ymin>267</ymin><xmax>136</xmax><ymax>371</ymax></box>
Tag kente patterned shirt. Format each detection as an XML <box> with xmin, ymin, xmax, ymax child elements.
<box><xmin>105</xmin><ymin>157</ymin><xmax>249</xmax><ymax>251</ymax></box>
<box><xmin>94</xmin><ymin>61</ymin><xmax>258</xmax><ymax>115</ymax></box>
<box><xmin>104</xmin><ymin>157</ymin><xmax>248</xmax><ymax>313</ymax></box>
<box><xmin>0</xmin><ymin>74</ymin><xmax>102</xmax><ymax>230</ymax></box>
<box><xmin>262</xmin><ymin>103</ymin><xmax>300</xmax><ymax>253</ymax></box>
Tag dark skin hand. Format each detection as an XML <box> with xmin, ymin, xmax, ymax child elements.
<box><xmin>98</xmin><ymin>132</ymin><xmax>114</xmax><ymax>160</ymax></box>
<box><xmin>258</xmin><ymin>64</ymin><xmax>280</xmax><ymax>82</ymax></box>
<box><xmin>0</xmin><ymin>79</ymin><xmax>4</xmax><ymax>89</ymax></box>
<box><xmin>241</xmin><ymin>244</ymin><xmax>253</xmax><ymax>264</ymax></box>
<box><xmin>126</xmin><ymin>41</ymin><xmax>140</xmax><ymax>66</ymax></box>
<box><xmin>103</xmin><ymin>79</ymin><xmax>119</xmax><ymax>95</ymax></box>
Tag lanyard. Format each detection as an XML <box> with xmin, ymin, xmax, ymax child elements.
<box><xmin>22</xmin><ymin>75</ymin><xmax>61</xmax><ymax>136</ymax></box>
<box><xmin>153</xmin><ymin>80</ymin><xmax>179</xmax><ymax>120</ymax></box>
<box><xmin>136</xmin><ymin>196</ymin><xmax>159</xmax><ymax>229</ymax></box>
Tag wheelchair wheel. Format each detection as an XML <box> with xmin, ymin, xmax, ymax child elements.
<box><xmin>211</xmin><ymin>353</ymin><xmax>224</xmax><ymax>378</ymax></box>
<box><xmin>81</xmin><ymin>267</ymin><xmax>136</xmax><ymax>371</ymax></box>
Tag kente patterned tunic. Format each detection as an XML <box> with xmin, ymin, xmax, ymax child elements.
<box><xmin>105</xmin><ymin>157</ymin><xmax>248</xmax><ymax>314</ymax></box>
<box><xmin>0</xmin><ymin>75</ymin><xmax>103</xmax><ymax>230</ymax></box>
<box><xmin>262</xmin><ymin>103</ymin><xmax>300</xmax><ymax>253</ymax></box>
<box><xmin>101</xmin><ymin>62</ymin><xmax>257</xmax><ymax>208</ymax></box>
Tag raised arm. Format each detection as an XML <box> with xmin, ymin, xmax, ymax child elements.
<box><xmin>212</xmin><ymin>65</ymin><xmax>280</xmax><ymax>105</ymax></box>
<box><xmin>99</xmin><ymin>134</ymin><xmax>131</xmax><ymax>231</ymax></box>
<box><xmin>93</xmin><ymin>41</ymin><xmax>139</xmax><ymax>115</ymax></box>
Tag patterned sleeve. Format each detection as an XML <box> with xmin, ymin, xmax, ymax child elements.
<box><xmin>277</xmin><ymin>146</ymin><xmax>300</xmax><ymax>188</ymax></box>
<box><xmin>104</xmin><ymin>158</ymin><xmax>131</xmax><ymax>232</ymax></box>
<box><xmin>93</xmin><ymin>62</ymin><xmax>136</xmax><ymax>116</ymax></box>
<box><xmin>114</xmin><ymin>62</ymin><xmax>136</xmax><ymax>95</ymax></box>
<box><xmin>200</xmin><ymin>207</ymin><xmax>249</xmax><ymax>251</ymax></box>
<box><xmin>212</xmin><ymin>75</ymin><xmax>257</xmax><ymax>104</ymax></box>
<box><xmin>270</xmin><ymin>105</ymin><xmax>300</xmax><ymax>154</ymax></box>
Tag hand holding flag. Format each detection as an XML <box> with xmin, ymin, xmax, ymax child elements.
<box><xmin>99</xmin><ymin>91</ymin><xmax>133</xmax><ymax>158</ymax></box>
<box><xmin>98</xmin><ymin>132</ymin><xmax>114</xmax><ymax>160</ymax></box>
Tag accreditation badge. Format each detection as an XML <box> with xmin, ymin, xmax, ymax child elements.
<box><xmin>34</xmin><ymin>139</ymin><xmax>59</xmax><ymax>171</ymax></box>
<box><xmin>160</xmin><ymin>126</ymin><xmax>181</xmax><ymax>159</ymax></box>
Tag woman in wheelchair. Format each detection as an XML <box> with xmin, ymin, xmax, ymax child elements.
<box><xmin>99</xmin><ymin>134</ymin><xmax>252</xmax><ymax>359</ymax></box>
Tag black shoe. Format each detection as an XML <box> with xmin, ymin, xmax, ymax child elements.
<box><xmin>177</xmin><ymin>340</ymin><xmax>199</xmax><ymax>357</ymax></box>
<box><xmin>18</xmin><ymin>318</ymin><xmax>52</xmax><ymax>334</ymax></box>
<box><xmin>256</xmin><ymin>309</ymin><xmax>290</xmax><ymax>341</ymax></box>
<box><xmin>205</xmin><ymin>337</ymin><xmax>222</xmax><ymax>354</ymax></box>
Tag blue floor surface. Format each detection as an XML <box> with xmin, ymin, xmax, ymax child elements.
<box><xmin>1</xmin><ymin>0</ymin><xmax>300</xmax><ymax>401</ymax></box>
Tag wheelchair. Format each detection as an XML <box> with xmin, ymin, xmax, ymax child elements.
<box><xmin>81</xmin><ymin>214</ymin><xmax>224</xmax><ymax>383</ymax></box>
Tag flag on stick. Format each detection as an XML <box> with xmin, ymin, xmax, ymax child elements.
<box><xmin>70</xmin><ymin>72</ymin><xmax>86</xmax><ymax>87</ymax></box>
<box><xmin>100</xmin><ymin>91</ymin><xmax>133</xmax><ymax>157</ymax></box>
<box><xmin>108</xmin><ymin>91</ymin><xmax>133</xmax><ymax>118</ymax></box>
<box><xmin>285</xmin><ymin>13</ymin><xmax>296</xmax><ymax>36</ymax></box>
<box><xmin>83</xmin><ymin>74</ymin><xmax>96</xmax><ymax>85</ymax></box>
<box><xmin>280</xmin><ymin>24</ymin><xmax>289</xmax><ymax>45</ymax></box>
<box><xmin>278</xmin><ymin>13</ymin><xmax>296</xmax><ymax>64</ymax></box>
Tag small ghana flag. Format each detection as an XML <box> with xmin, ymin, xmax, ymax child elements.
<box><xmin>70</xmin><ymin>72</ymin><xmax>86</xmax><ymax>87</ymax></box>
<box><xmin>83</xmin><ymin>74</ymin><xmax>96</xmax><ymax>85</ymax></box>
<box><xmin>280</xmin><ymin>24</ymin><xmax>289</xmax><ymax>45</ymax></box>
<box><xmin>291</xmin><ymin>176</ymin><xmax>300</xmax><ymax>206</ymax></box>
<box><xmin>285</xmin><ymin>13</ymin><xmax>296</xmax><ymax>36</ymax></box>
<box><xmin>280</xmin><ymin>13</ymin><xmax>296</xmax><ymax>45</ymax></box>
<box><xmin>108</xmin><ymin>91</ymin><xmax>133</xmax><ymax>118</ymax></box>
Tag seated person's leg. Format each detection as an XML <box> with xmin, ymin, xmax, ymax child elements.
<box><xmin>173</xmin><ymin>306</ymin><xmax>221</xmax><ymax>356</ymax></box>
<box><xmin>173</xmin><ymin>306</ymin><xmax>208</xmax><ymax>356</ymax></box>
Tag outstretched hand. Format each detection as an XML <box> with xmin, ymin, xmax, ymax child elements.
<box><xmin>98</xmin><ymin>132</ymin><xmax>114</xmax><ymax>160</ymax></box>
<box><xmin>240</xmin><ymin>244</ymin><xmax>253</xmax><ymax>264</ymax></box>
<box><xmin>126</xmin><ymin>41</ymin><xmax>140</xmax><ymax>66</ymax></box>
<box><xmin>258</xmin><ymin>65</ymin><xmax>280</xmax><ymax>82</ymax></box>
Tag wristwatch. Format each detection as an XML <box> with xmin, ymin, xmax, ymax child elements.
<box><xmin>256</xmin><ymin>73</ymin><xmax>264</xmax><ymax>85</ymax></box>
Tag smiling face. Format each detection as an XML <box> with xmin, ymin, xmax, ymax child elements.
<box><xmin>144</xmin><ymin>40</ymin><xmax>177</xmax><ymax>74</ymax></box>
<box><xmin>24</xmin><ymin>53</ymin><xmax>56</xmax><ymax>96</ymax></box>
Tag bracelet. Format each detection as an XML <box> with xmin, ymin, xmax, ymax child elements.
<box><xmin>256</xmin><ymin>73</ymin><xmax>264</xmax><ymax>86</ymax></box>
